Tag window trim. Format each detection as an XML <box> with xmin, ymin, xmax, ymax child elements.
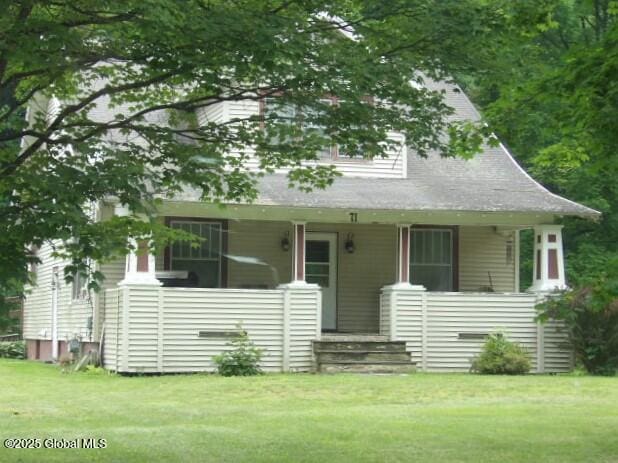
<box><xmin>410</xmin><ymin>225</ymin><xmax>459</xmax><ymax>292</ymax></box>
<box><xmin>259</xmin><ymin>95</ymin><xmax>374</xmax><ymax>163</ymax></box>
<box><xmin>71</xmin><ymin>268</ymin><xmax>88</xmax><ymax>301</ymax></box>
<box><xmin>164</xmin><ymin>217</ymin><xmax>228</xmax><ymax>288</ymax></box>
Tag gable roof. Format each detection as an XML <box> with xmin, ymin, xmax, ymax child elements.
<box><xmin>246</xmin><ymin>79</ymin><xmax>599</xmax><ymax>219</ymax></box>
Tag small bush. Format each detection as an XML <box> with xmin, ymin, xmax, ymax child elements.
<box><xmin>471</xmin><ymin>333</ymin><xmax>531</xmax><ymax>375</ymax></box>
<box><xmin>0</xmin><ymin>340</ymin><xmax>25</xmax><ymax>359</ymax></box>
<box><xmin>537</xmin><ymin>258</ymin><xmax>618</xmax><ymax>375</ymax></box>
<box><xmin>214</xmin><ymin>328</ymin><xmax>263</xmax><ymax>377</ymax></box>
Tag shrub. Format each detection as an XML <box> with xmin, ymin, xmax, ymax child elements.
<box><xmin>471</xmin><ymin>333</ymin><xmax>531</xmax><ymax>375</ymax></box>
<box><xmin>0</xmin><ymin>340</ymin><xmax>25</xmax><ymax>359</ymax></box>
<box><xmin>537</xmin><ymin>258</ymin><xmax>618</xmax><ymax>375</ymax></box>
<box><xmin>214</xmin><ymin>328</ymin><xmax>263</xmax><ymax>377</ymax></box>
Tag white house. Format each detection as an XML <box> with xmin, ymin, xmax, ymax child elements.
<box><xmin>23</xmin><ymin>79</ymin><xmax>598</xmax><ymax>373</ymax></box>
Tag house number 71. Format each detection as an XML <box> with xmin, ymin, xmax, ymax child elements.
<box><xmin>349</xmin><ymin>212</ymin><xmax>358</xmax><ymax>223</ymax></box>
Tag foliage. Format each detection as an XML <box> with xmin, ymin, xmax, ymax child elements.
<box><xmin>0</xmin><ymin>340</ymin><xmax>25</xmax><ymax>359</ymax></box>
<box><xmin>0</xmin><ymin>295</ymin><xmax>21</xmax><ymax>335</ymax></box>
<box><xmin>471</xmin><ymin>333</ymin><xmax>531</xmax><ymax>375</ymax></box>
<box><xmin>214</xmin><ymin>329</ymin><xmax>263</xmax><ymax>377</ymax></box>
<box><xmin>537</xmin><ymin>258</ymin><xmax>618</xmax><ymax>375</ymax></box>
<box><xmin>0</xmin><ymin>0</ymin><xmax>553</xmax><ymax>301</ymax></box>
<box><xmin>81</xmin><ymin>364</ymin><xmax>108</xmax><ymax>376</ymax></box>
<box><xmin>461</xmin><ymin>0</ymin><xmax>618</xmax><ymax>289</ymax></box>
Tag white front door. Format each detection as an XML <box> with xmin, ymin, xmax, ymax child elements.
<box><xmin>305</xmin><ymin>233</ymin><xmax>337</xmax><ymax>331</ymax></box>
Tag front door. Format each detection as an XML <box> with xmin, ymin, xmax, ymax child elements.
<box><xmin>306</xmin><ymin>233</ymin><xmax>337</xmax><ymax>331</ymax></box>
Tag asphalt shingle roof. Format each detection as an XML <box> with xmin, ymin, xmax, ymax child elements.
<box><xmin>249</xmin><ymin>79</ymin><xmax>598</xmax><ymax>219</ymax></box>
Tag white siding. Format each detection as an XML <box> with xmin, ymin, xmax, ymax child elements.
<box><xmin>197</xmin><ymin>100</ymin><xmax>406</xmax><ymax>178</ymax></box>
<box><xmin>227</xmin><ymin>220</ymin><xmax>293</xmax><ymax>288</ymax></box>
<box><xmin>288</xmin><ymin>288</ymin><xmax>321</xmax><ymax>371</ymax></box>
<box><xmin>23</xmin><ymin>242</ymin><xmax>93</xmax><ymax>343</ymax></box>
<box><xmin>101</xmin><ymin>286</ymin><xmax>320</xmax><ymax>373</ymax></box>
<box><xmin>459</xmin><ymin>226</ymin><xmax>516</xmax><ymax>292</ymax></box>
<box><xmin>101</xmin><ymin>288</ymin><xmax>122</xmax><ymax>370</ymax></box>
<box><xmin>380</xmin><ymin>290</ymin><xmax>572</xmax><ymax>373</ymax></box>
<box><xmin>424</xmin><ymin>293</ymin><xmax>540</xmax><ymax>372</ymax></box>
<box><xmin>309</xmin><ymin>223</ymin><xmax>396</xmax><ymax>332</ymax></box>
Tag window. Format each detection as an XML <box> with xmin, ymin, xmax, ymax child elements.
<box><xmin>71</xmin><ymin>269</ymin><xmax>88</xmax><ymax>300</ymax></box>
<box><xmin>410</xmin><ymin>228</ymin><xmax>455</xmax><ymax>291</ymax></box>
<box><xmin>261</xmin><ymin>97</ymin><xmax>335</xmax><ymax>160</ymax></box>
<box><xmin>263</xmin><ymin>97</ymin><xmax>297</xmax><ymax>146</ymax></box>
<box><xmin>303</xmin><ymin>99</ymin><xmax>334</xmax><ymax>159</ymax></box>
<box><xmin>305</xmin><ymin>240</ymin><xmax>330</xmax><ymax>287</ymax></box>
<box><xmin>170</xmin><ymin>220</ymin><xmax>223</xmax><ymax>288</ymax></box>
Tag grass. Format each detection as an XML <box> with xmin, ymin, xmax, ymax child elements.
<box><xmin>1</xmin><ymin>360</ymin><xmax>617</xmax><ymax>462</ymax></box>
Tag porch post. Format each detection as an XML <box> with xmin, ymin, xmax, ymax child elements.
<box><xmin>115</xmin><ymin>203</ymin><xmax>161</xmax><ymax>286</ymax></box>
<box><xmin>292</xmin><ymin>221</ymin><xmax>306</xmax><ymax>283</ymax></box>
<box><xmin>394</xmin><ymin>224</ymin><xmax>424</xmax><ymax>289</ymax></box>
<box><xmin>528</xmin><ymin>224</ymin><xmax>566</xmax><ymax>293</ymax></box>
<box><xmin>397</xmin><ymin>224</ymin><xmax>411</xmax><ymax>284</ymax></box>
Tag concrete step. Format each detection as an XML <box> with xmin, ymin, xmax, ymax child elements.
<box><xmin>318</xmin><ymin>362</ymin><xmax>416</xmax><ymax>374</ymax></box>
<box><xmin>316</xmin><ymin>351</ymin><xmax>411</xmax><ymax>363</ymax></box>
<box><xmin>320</xmin><ymin>334</ymin><xmax>389</xmax><ymax>342</ymax></box>
<box><xmin>313</xmin><ymin>341</ymin><xmax>407</xmax><ymax>353</ymax></box>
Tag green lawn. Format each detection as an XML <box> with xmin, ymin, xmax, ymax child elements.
<box><xmin>1</xmin><ymin>360</ymin><xmax>617</xmax><ymax>462</ymax></box>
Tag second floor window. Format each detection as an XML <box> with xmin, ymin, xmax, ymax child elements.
<box><xmin>261</xmin><ymin>97</ymin><xmax>367</xmax><ymax>161</ymax></box>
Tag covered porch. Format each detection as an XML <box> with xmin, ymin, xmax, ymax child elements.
<box><xmin>101</xmin><ymin>202</ymin><xmax>571</xmax><ymax>373</ymax></box>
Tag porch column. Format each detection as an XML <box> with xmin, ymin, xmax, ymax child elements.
<box><xmin>528</xmin><ymin>224</ymin><xmax>566</xmax><ymax>293</ymax></box>
<box><xmin>394</xmin><ymin>224</ymin><xmax>424</xmax><ymax>289</ymax></box>
<box><xmin>292</xmin><ymin>221</ymin><xmax>306</xmax><ymax>283</ymax></box>
<box><xmin>115</xmin><ymin>204</ymin><xmax>161</xmax><ymax>286</ymax></box>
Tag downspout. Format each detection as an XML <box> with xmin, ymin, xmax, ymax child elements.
<box><xmin>51</xmin><ymin>266</ymin><xmax>59</xmax><ymax>361</ymax></box>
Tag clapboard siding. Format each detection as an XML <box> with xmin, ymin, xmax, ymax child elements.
<box><xmin>197</xmin><ymin>100</ymin><xmax>406</xmax><ymax>178</ymax></box>
<box><xmin>543</xmin><ymin>321</ymin><xmax>572</xmax><ymax>372</ymax></box>
<box><xmin>309</xmin><ymin>223</ymin><xmax>396</xmax><ymax>332</ymax></box>
<box><xmin>102</xmin><ymin>288</ymin><xmax>122</xmax><ymax>370</ymax></box>
<box><xmin>459</xmin><ymin>226</ymin><xmax>516</xmax><ymax>292</ymax></box>
<box><xmin>379</xmin><ymin>291</ymin><xmax>391</xmax><ymax>338</ymax></box>
<box><xmin>23</xmin><ymin>241</ymin><xmax>94</xmax><ymax>343</ymax></box>
<box><xmin>101</xmin><ymin>286</ymin><xmax>320</xmax><ymax>373</ymax></box>
<box><xmin>424</xmin><ymin>293</ymin><xmax>539</xmax><ymax>372</ymax></box>
<box><xmin>288</xmin><ymin>288</ymin><xmax>321</xmax><ymax>370</ymax></box>
<box><xmin>392</xmin><ymin>290</ymin><xmax>424</xmax><ymax>365</ymax></box>
<box><xmin>227</xmin><ymin>220</ymin><xmax>293</xmax><ymax>288</ymax></box>
<box><xmin>380</xmin><ymin>290</ymin><xmax>572</xmax><ymax>373</ymax></box>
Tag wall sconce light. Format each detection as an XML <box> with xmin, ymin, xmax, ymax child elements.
<box><xmin>281</xmin><ymin>231</ymin><xmax>290</xmax><ymax>252</ymax></box>
<box><xmin>344</xmin><ymin>233</ymin><xmax>355</xmax><ymax>254</ymax></box>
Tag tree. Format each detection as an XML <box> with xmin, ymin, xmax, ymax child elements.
<box><xmin>0</xmin><ymin>0</ymin><xmax>549</xmax><ymax>310</ymax></box>
<box><xmin>462</xmin><ymin>0</ymin><xmax>618</xmax><ymax>288</ymax></box>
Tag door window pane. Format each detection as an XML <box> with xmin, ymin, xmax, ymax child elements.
<box><xmin>306</xmin><ymin>240</ymin><xmax>329</xmax><ymax>263</ymax></box>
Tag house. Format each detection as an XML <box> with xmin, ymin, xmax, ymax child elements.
<box><xmin>22</xmin><ymin>79</ymin><xmax>598</xmax><ymax>373</ymax></box>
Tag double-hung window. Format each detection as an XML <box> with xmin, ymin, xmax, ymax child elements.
<box><xmin>170</xmin><ymin>220</ymin><xmax>223</xmax><ymax>288</ymax></box>
<box><xmin>410</xmin><ymin>228</ymin><xmax>455</xmax><ymax>291</ymax></box>
<box><xmin>303</xmin><ymin>98</ymin><xmax>334</xmax><ymax>160</ymax></box>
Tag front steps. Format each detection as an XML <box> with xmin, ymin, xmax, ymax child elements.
<box><xmin>313</xmin><ymin>335</ymin><xmax>416</xmax><ymax>374</ymax></box>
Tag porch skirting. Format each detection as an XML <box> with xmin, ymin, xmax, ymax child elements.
<box><xmin>380</xmin><ymin>286</ymin><xmax>572</xmax><ymax>373</ymax></box>
<box><xmin>101</xmin><ymin>284</ymin><xmax>321</xmax><ymax>374</ymax></box>
<box><xmin>101</xmin><ymin>284</ymin><xmax>572</xmax><ymax>374</ymax></box>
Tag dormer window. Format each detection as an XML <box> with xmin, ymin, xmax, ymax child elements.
<box><xmin>261</xmin><ymin>96</ymin><xmax>367</xmax><ymax>162</ymax></box>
